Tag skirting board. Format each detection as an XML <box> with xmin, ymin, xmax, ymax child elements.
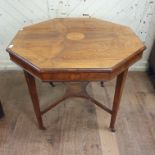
<box><xmin>0</xmin><ymin>60</ymin><xmax>148</xmax><ymax>71</ymax></box>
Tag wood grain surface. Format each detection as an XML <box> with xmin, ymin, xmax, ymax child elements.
<box><xmin>0</xmin><ymin>71</ymin><xmax>155</xmax><ymax>155</ymax></box>
<box><xmin>7</xmin><ymin>18</ymin><xmax>145</xmax><ymax>70</ymax></box>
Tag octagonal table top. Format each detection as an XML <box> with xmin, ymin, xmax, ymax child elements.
<box><xmin>7</xmin><ymin>18</ymin><xmax>145</xmax><ymax>72</ymax></box>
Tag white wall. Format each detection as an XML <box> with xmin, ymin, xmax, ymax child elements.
<box><xmin>0</xmin><ymin>0</ymin><xmax>155</xmax><ymax>70</ymax></box>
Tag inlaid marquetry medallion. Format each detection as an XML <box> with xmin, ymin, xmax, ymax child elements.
<box><xmin>66</xmin><ymin>32</ymin><xmax>85</xmax><ymax>41</ymax></box>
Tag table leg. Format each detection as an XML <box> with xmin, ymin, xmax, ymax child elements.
<box><xmin>24</xmin><ymin>71</ymin><xmax>45</xmax><ymax>130</ymax></box>
<box><xmin>100</xmin><ymin>81</ymin><xmax>105</xmax><ymax>87</ymax></box>
<box><xmin>0</xmin><ymin>101</ymin><xmax>4</xmax><ymax>118</ymax></box>
<box><xmin>110</xmin><ymin>69</ymin><xmax>128</xmax><ymax>132</ymax></box>
<box><xmin>49</xmin><ymin>82</ymin><xmax>55</xmax><ymax>87</ymax></box>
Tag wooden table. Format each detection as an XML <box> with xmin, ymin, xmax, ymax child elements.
<box><xmin>6</xmin><ymin>18</ymin><xmax>145</xmax><ymax>132</ymax></box>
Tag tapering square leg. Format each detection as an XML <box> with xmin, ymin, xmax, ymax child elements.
<box><xmin>49</xmin><ymin>82</ymin><xmax>55</xmax><ymax>87</ymax></box>
<box><xmin>100</xmin><ymin>81</ymin><xmax>105</xmax><ymax>87</ymax></box>
<box><xmin>110</xmin><ymin>69</ymin><xmax>128</xmax><ymax>132</ymax></box>
<box><xmin>24</xmin><ymin>70</ymin><xmax>45</xmax><ymax>130</ymax></box>
<box><xmin>0</xmin><ymin>101</ymin><xmax>4</xmax><ymax>118</ymax></box>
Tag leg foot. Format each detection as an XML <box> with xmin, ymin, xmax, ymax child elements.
<box><xmin>49</xmin><ymin>82</ymin><xmax>55</xmax><ymax>87</ymax></box>
<box><xmin>110</xmin><ymin>127</ymin><xmax>116</xmax><ymax>132</ymax></box>
<box><xmin>100</xmin><ymin>81</ymin><xmax>104</xmax><ymax>87</ymax></box>
<box><xmin>39</xmin><ymin>126</ymin><xmax>46</xmax><ymax>130</ymax></box>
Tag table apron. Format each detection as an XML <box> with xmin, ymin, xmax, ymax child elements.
<box><xmin>40</xmin><ymin>72</ymin><xmax>111</xmax><ymax>81</ymax></box>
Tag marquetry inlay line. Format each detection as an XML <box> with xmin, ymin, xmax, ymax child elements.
<box><xmin>66</xmin><ymin>32</ymin><xmax>85</xmax><ymax>40</ymax></box>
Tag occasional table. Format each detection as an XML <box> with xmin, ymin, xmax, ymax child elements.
<box><xmin>6</xmin><ymin>18</ymin><xmax>145</xmax><ymax>131</ymax></box>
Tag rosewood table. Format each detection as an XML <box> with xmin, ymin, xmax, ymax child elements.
<box><xmin>6</xmin><ymin>18</ymin><xmax>145</xmax><ymax>132</ymax></box>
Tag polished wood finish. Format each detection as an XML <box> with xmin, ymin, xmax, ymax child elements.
<box><xmin>6</xmin><ymin>18</ymin><xmax>146</xmax><ymax>131</ymax></box>
<box><xmin>8</xmin><ymin>50</ymin><xmax>142</xmax><ymax>81</ymax></box>
<box><xmin>7</xmin><ymin>18</ymin><xmax>145</xmax><ymax>71</ymax></box>
<box><xmin>6</xmin><ymin>18</ymin><xmax>145</xmax><ymax>82</ymax></box>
